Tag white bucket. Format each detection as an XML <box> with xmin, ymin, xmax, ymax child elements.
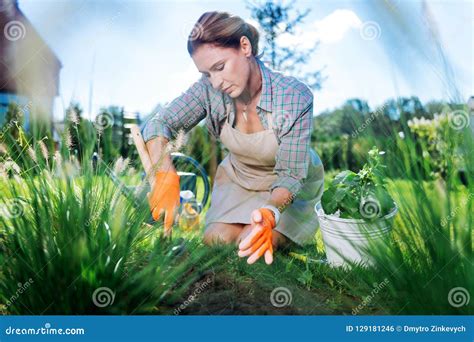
<box><xmin>315</xmin><ymin>202</ymin><xmax>398</xmax><ymax>267</ymax></box>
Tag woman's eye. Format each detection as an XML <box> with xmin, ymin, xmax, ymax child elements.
<box><xmin>216</xmin><ymin>64</ymin><xmax>224</xmax><ymax>71</ymax></box>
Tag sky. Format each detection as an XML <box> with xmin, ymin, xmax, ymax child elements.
<box><xmin>18</xmin><ymin>0</ymin><xmax>473</xmax><ymax>121</ymax></box>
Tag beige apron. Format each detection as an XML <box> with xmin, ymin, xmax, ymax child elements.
<box><xmin>204</xmin><ymin>105</ymin><xmax>325</xmax><ymax>245</ymax></box>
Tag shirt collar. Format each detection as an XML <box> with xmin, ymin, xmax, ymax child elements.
<box><xmin>221</xmin><ymin>58</ymin><xmax>273</xmax><ymax>112</ymax></box>
<box><xmin>256</xmin><ymin>58</ymin><xmax>273</xmax><ymax>112</ymax></box>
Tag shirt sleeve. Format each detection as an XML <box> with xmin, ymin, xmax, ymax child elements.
<box><xmin>142</xmin><ymin>79</ymin><xmax>207</xmax><ymax>142</ymax></box>
<box><xmin>271</xmin><ymin>92</ymin><xmax>314</xmax><ymax>196</ymax></box>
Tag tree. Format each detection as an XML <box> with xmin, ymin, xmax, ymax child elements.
<box><xmin>247</xmin><ymin>0</ymin><xmax>324</xmax><ymax>90</ymax></box>
<box><xmin>345</xmin><ymin>99</ymin><xmax>370</xmax><ymax>115</ymax></box>
<box><xmin>424</xmin><ymin>100</ymin><xmax>446</xmax><ymax>117</ymax></box>
<box><xmin>96</xmin><ymin>107</ymin><xmax>119</xmax><ymax>164</ymax></box>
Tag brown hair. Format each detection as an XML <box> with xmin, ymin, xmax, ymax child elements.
<box><xmin>187</xmin><ymin>11</ymin><xmax>260</xmax><ymax>57</ymax></box>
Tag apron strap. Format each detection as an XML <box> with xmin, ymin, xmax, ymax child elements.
<box><xmin>225</xmin><ymin>103</ymin><xmax>232</xmax><ymax>124</ymax></box>
<box><xmin>228</xmin><ymin>102</ymin><xmax>273</xmax><ymax>130</ymax></box>
<box><xmin>266</xmin><ymin>113</ymin><xmax>273</xmax><ymax>130</ymax></box>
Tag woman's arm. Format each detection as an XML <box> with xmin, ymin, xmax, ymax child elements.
<box><xmin>271</xmin><ymin>92</ymin><xmax>314</xmax><ymax>199</ymax></box>
<box><xmin>266</xmin><ymin>88</ymin><xmax>314</xmax><ymax>217</ymax></box>
<box><xmin>142</xmin><ymin>78</ymin><xmax>208</xmax><ymax>145</ymax></box>
<box><xmin>268</xmin><ymin>187</ymin><xmax>294</xmax><ymax>213</ymax></box>
<box><xmin>238</xmin><ymin>95</ymin><xmax>314</xmax><ymax>264</ymax></box>
<box><xmin>142</xmin><ymin>78</ymin><xmax>209</xmax><ymax>176</ymax></box>
<box><xmin>145</xmin><ymin>136</ymin><xmax>176</xmax><ymax>174</ymax></box>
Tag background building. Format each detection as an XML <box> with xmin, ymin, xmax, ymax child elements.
<box><xmin>0</xmin><ymin>0</ymin><xmax>61</xmax><ymax>130</ymax></box>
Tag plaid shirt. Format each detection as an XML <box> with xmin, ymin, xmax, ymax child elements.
<box><xmin>143</xmin><ymin>58</ymin><xmax>314</xmax><ymax>195</ymax></box>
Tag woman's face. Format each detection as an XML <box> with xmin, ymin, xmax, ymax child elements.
<box><xmin>191</xmin><ymin>38</ymin><xmax>252</xmax><ymax>98</ymax></box>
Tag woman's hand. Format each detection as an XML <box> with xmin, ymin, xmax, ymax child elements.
<box><xmin>238</xmin><ymin>208</ymin><xmax>276</xmax><ymax>265</ymax></box>
<box><xmin>145</xmin><ymin>137</ymin><xmax>180</xmax><ymax>236</ymax></box>
<box><xmin>147</xmin><ymin>171</ymin><xmax>180</xmax><ymax>235</ymax></box>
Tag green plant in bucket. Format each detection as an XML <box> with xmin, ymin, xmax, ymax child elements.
<box><xmin>321</xmin><ymin>147</ymin><xmax>396</xmax><ymax>220</ymax></box>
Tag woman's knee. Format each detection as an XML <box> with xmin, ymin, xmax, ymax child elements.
<box><xmin>272</xmin><ymin>230</ymin><xmax>290</xmax><ymax>249</ymax></box>
<box><xmin>203</xmin><ymin>223</ymin><xmax>243</xmax><ymax>246</ymax></box>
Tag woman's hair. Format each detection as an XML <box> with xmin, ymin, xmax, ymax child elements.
<box><xmin>187</xmin><ymin>11</ymin><xmax>260</xmax><ymax>57</ymax></box>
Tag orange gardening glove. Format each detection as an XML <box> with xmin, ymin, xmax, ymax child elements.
<box><xmin>147</xmin><ymin>171</ymin><xmax>180</xmax><ymax>235</ymax></box>
<box><xmin>238</xmin><ymin>208</ymin><xmax>276</xmax><ymax>265</ymax></box>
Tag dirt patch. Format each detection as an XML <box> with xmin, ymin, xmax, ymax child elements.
<box><xmin>173</xmin><ymin>270</ymin><xmax>344</xmax><ymax>315</ymax></box>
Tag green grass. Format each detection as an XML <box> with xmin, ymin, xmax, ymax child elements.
<box><xmin>1</xmin><ymin>115</ymin><xmax>472</xmax><ymax>315</ymax></box>
<box><xmin>0</xmin><ymin>150</ymin><xmax>221</xmax><ymax>314</ymax></box>
<box><xmin>1</xmin><ymin>165</ymin><xmax>471</xmax><ymax>315</ymax></box>
<box><xmin>173</xmin><ymin>121</ymin><xmax>473</xmax><ymax>315</ymax></box>
<box><xmin>171</xmin><ymin>178</ymin><xmax>472</xmax><ymax>315</ymax></box>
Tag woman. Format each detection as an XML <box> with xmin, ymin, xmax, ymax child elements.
<box><xmin>143</xmin><ymin>11</ymin><xmax>324</xmax><ymax>265</ymax></box>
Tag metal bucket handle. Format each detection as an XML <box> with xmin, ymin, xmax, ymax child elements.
<box><xmin>171</xmin><ymin>152</ymin><xmax>210</xmax><ymax>210</ymax></box>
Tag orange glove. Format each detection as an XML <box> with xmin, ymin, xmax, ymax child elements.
<box><xmin>238</xmin><ymin>208</ymin><xmax>276</xmax><ymax>265</ymax></box>
<box><xmin>147</xmin><ymin>171</ymin><xmax>180</xmax><ymax>235</ymax></box>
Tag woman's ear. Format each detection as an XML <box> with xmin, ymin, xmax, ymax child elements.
<box><xmin>240</xmin><ymin>36</ymin><xmax>252</xmax><ymax>58</ymax></box>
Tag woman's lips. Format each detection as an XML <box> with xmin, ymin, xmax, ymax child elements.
<box><xmin>223</xmin><ymin>85</ymin><xmax>233</xmax><ymax>93</ymax></box>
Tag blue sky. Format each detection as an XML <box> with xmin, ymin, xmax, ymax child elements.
<box><xmin>19</xmin><ymin>0</ymin><xmax>473</xmax><ymax>121</ymax></box>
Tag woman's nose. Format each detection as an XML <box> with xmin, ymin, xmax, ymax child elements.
<box><xmin>210</xmin><ymin>75</ymin><xmax>223</xmax><ymax>90</ymax></box>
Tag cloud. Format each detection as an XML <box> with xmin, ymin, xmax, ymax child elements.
<box><xmin>277</xmin><ymin>9</ymin><xmax>362</xmax><ymax>48</ymax></box>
